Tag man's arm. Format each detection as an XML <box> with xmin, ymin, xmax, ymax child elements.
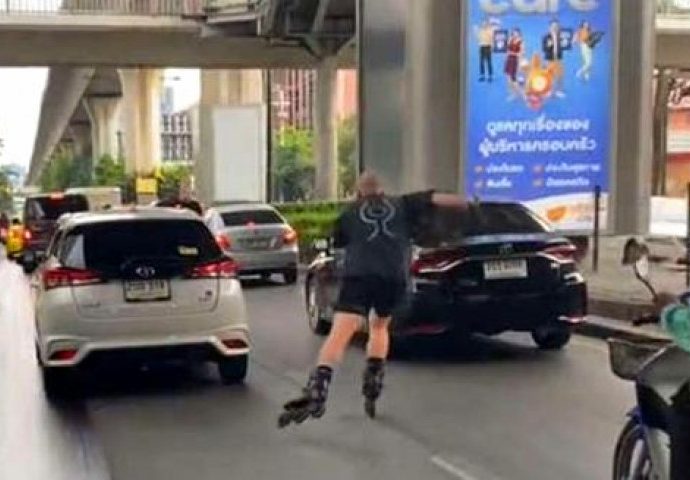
<box><xmin>431</xmin><ymin>193</ymin><xmax>469</xmax><ymax>210</ymax></box>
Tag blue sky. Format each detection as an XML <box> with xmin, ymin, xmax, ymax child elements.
<box><xmin>0</xmin><ymin>67</ymin><xmax>200</xmax><ymax>170</ymax></box>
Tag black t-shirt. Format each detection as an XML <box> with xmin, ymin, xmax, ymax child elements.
<box><xmin>333</xmin><ymin>191</ymin><xmax>434</xmax><ymax>280</ymax></box>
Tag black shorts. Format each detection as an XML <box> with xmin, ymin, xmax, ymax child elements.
<box><xmin>335</xmin><ymin>276</ymin><xmax>406</xmax><ymax>318</ymax></box>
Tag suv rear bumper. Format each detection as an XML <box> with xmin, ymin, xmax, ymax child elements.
<box><xmin>37</xmin><ymin>325</ymin><xmax>250</xmax><ymax>368</ymax></box>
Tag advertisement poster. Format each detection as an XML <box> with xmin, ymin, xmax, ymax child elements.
<box><xmin>465</xmin><ymin>0</ymin><xmax>615</xmax><ymax>231</ymax></box>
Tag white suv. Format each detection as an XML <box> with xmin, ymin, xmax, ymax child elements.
<box><xmin>34</xmin><ymin>208</ymin><xmax>250</xmax><ymax>397</ymax></box>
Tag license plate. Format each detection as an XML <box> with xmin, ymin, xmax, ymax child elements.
<box><xmin>483</xmin><ymin>259</ymin><xmax>528</xmax><ymax>280</ymax></box>
<box><xmin>124</xmin><ymin>280</ymin><xmax>170</xmax><ymax>302</ymax></box>
<box><xmin>245</xmin><ymin>239</ymin><xmax>271</xmax><ymax>250</ymax></box>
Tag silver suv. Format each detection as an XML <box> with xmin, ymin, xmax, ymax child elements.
<box><xmin>34</xmin><ymin>207</ymin><xmax>251</xmax><ymax>398</ymax></box>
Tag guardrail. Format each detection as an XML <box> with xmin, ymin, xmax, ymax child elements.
<box><xmin>0</xmin><ymin>0</ymin><xmax>262</xmax><ymax>16</ymax></box>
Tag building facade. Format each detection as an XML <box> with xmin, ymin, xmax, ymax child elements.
<box><xmin>161</xmin><ymin>111</ymin><xmax>193</xmax><ymax>163</ymax></box>
<box><xmin>270</xmin><ymin>69</ymin><xmax>357</xmax><ymax>131</ymax></box>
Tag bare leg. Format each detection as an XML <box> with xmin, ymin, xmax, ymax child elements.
<box><xmin>318</xmin><ymin>312</ymin><xmax>365</xmax><ymax>366</ymax></box>
<box><xmin>367</xmin><ymin>315</ymin><xmax>392</xmax><ymax>360</ymax></box>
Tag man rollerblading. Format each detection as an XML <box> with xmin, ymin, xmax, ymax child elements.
<box><xmin>278</xmin><ymin>172</ymin><xmax>467</xmax><ymax>428</ymax></box>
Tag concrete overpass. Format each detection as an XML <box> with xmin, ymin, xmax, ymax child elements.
<box><xmin>24</xmin><ymin>0</ymin><xmax>356</xmax><ymax>188</ymax></box>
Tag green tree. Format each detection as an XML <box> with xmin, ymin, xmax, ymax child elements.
<box><xmin>0</xmin><ymin>167</ymin><xmax>13</xmax><ymax>213</ymax></box>
<box><xmin>157</xmin><ymin>163</ymin><xmax>194</xmax><ymax>200</ymax></box>
<box><xmin>337</xmin><ymin>116</ymin><xmax>357</xmax><ymax>198</ymax></box>
<box><xmin>39</xmin><ymin>148</ymin><xmax>93</xmax><ymax>192</ymax></box>
<box><xmin>273</xmin><ymin>127</ymin><xmax>315</xmax><ymax>202</ymax></box>
<box><xmin>94</xmin><ymin>155</ymin><xmax>126</xmax><ymax>187</ymax></box>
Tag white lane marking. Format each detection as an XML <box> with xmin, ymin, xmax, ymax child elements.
<box><xmin>430</xmin><ymin>456</ymin><xmax>481</xmax><ymax>480</ymax></box>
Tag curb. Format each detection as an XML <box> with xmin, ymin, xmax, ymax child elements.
<box><xmin>587</xmin><ymin>297</ymin><xmax>653</xmax><ymax>323</ymax></box>
<box><xmin>574</xmin><ymin>317</ymin><xmax>668</xmax><ymax>343</ymax></box>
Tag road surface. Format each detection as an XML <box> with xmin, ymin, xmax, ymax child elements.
<box><xmin>0</xmin><ymin>255</ymin><xmax>633</xmax><ymax>480</ymax></box>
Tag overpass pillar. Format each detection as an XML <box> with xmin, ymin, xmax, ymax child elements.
<box><xmin>359</xmin><ymin>0</ymin><xmax>461</xmax><ymax>194</ymax></box>
<box><xmin>196</xmin><ymin>69</ymin><xmax>264</xmax><ymax>206</ymax></box>
<box><xmin>314</xmin><ymin>57</ymin><xmax>338</xmax><ymax>200</ymax></box>
<box><xmin>68</xmin><ymin>123</ymin><xmax>92</xmax><ymax>160</ymax></box>
<box><xmin>84</xmin><ymin>96</ymin><xmax>120</xmax><ymax>161</ymax></box>
<box><xmin>403</xmin><ymin>0</ymin><xmax>460</xmax><ymax>193</ymax></box>
<box><xmin>119</xmin><ymin>68</ymin><xmax>163</xmax><ymax>176</ymax></box>
<box><xmin>612</xmin><ymin>0</ymin><xmax>655</xmax><ymax>235</ymax></box>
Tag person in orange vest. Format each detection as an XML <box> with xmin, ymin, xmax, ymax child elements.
<box><xmin>6</xmin><ymin>218</ymin><xmax>25</xmax><ymax>260</ymax></box>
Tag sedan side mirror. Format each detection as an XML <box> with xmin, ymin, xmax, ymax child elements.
<box><xmin>312</xmin><ymin>238</ymin><xmax>330</xmax><ymax>253</ymax></box>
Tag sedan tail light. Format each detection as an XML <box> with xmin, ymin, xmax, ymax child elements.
<box><xmin>411</xmin><ymin>250</ymin><xmax>464</xmax><ymax>276</ymax></box>
<box><xmin>23</xmin><ymin>229</ymin><xmax>32</xmax><ymax>242</ymax></box>
<box><xmin>43</xmin><ymin>267</ymin><xmax>103</xmax><ymax>290</ymax></box>
<box><xmin>543</xmin><ymin>243</ymin><xmax>577</xmax><ymax>261</ymax></box>
<box><xmin>188</xmin><ymin>258</ymin><xmax>238</xmax><ymax>279</ymax></box>
<box><xmin>283</xmin><ymin>227</ymin><xmax>298</xmax><ymax>245</ymax></box>
<box><xmin>215</xmin><ymin>233</ymin><xmax>231</xmax><ymax>251</ymax></box>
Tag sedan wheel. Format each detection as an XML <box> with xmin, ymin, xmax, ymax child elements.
<box><xmin>307</xmin><ymin>277</ymin><xmax>331</xmax><ymax>336</ymax></box>
<box><xmin>531</xmin><ymin>325</ymin><xmax>572</xmax><ymax>350</ymax></box>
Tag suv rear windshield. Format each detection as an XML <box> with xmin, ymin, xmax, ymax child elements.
<box><xmin>25</xmin><ymin>195</ymin><xmax>88</xmax><ymax>221</ymax></box>
<box><xmin>221</xmin><ymin>209</ymin><xmax>283</xmax><ymax>226</ymax></box>
<box><xmin>60</xmin><ymin>220</ymin><xmax>221</xmax><ymax>274</ymax></box>
<box><xmin>417</xmin><ymin>203</ymin><xmax>550</xmax><ymax>246</ymax></box>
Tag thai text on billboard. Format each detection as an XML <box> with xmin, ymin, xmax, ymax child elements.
<box><xmin>465</xmin><ymin>0</ymin><xmax>615</xmax><ymax>230</ymax></box>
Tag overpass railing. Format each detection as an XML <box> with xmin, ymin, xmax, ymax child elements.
<box><xmin>659</xmin><ymin>0</ymin><xmax>690</xmax><ymax>16</ymax></box>
<box><xmin>0</xmin><ymin>0</ymin><xmax>261</xmax><ymax>16</ymax></box>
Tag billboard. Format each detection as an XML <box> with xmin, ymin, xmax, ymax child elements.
<box><xmin>465</xmin><ymin>0</ymin><xmax>615</xmax><ymax>230</ymax></box>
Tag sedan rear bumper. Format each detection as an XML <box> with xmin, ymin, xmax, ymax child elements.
<box><xmin>398</xmin><ymin>281</ymin><xmax>587</xmax><ymax>336</ymax></box>
<box><xmin>232</xmin><ymin>248</ymin><xmax>298</xmax><ymax>274</ymax></box>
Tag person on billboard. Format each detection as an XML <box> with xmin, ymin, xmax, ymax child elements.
<box><xmin>476</xmin><ymin>19</ymin><xmax>498</xmax><ymax>82</ymax></box>
<box><xmin>575</xmin><ymin>21</ymin><xmax>604</xmax><ymax>82</ymax></box>
<box><xmin>504</xmin><ymin>28</ymin><xmax>525</xmax><ymax>101</ymax></box>
<box><xmin>542</xmin><ymin>20</ymin><xmax>566</xmax><ymax>98</ymax></box>
<box><xmin>575</xmin><ymin>21</ymin><xmax>593</xmax><ymax>81</ymax></box>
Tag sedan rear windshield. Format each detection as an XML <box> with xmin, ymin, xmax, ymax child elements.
<box><xmin>25</xmin><ymin>195</ymin><xmax>88</xmax><ymax>221</ymax></box>
<box><xmin>221</xmin><ymin>209</ymin><xmax>283</xmax><ymax>226</ymax></box>
<box><xmin>417</xmin><ymin>203</ymin><xmax>551</xmax><ymax>246</ymax></box>
<box><xmin>60</xmin><ymin>220</ymin><xmax>221</xmax><ymax>273</ymax></box>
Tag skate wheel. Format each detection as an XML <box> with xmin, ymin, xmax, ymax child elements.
<box><xmin>278</xmin><ymin>413</ymin><xmax>291</xmax><ymax>429</ymax></box>
<box><xmin>365</xmin><ymin>399</ymin><xmax>376</xmax><ymax>419</ymax></box>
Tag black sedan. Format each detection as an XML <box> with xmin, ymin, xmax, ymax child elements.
<box><xmin>305</xmin><ymin>202</ymin><xmax>587</xmax><ymax>350</ymax></box>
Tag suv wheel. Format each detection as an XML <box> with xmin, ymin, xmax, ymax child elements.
<box><xmin>218</xmin><ymin>355</ymin><xmax>248</xmax><ymax>384</ymax></box>
<box><xmin>532</xmin><ymin>325</ymin><xmax>572</xmax><ymax>350</ymax></box>
<box><xmin>283</xmin><ymin>267</ymin><xmax>298</xmax><ymax>285</ymax></box>
<box><xmin>41</xmin><ymin>366</ymin><xmax>79</xmax><ymax>400</ymax></box>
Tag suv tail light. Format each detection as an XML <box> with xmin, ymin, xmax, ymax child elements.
<box><xmin>543</xmin><ymin>243</ymin><xmax>577</xmax><ymax>261</ymax></box>
<box><xmin>23</xmin><ymin>229</ymin><xmax>32</xmax><ymax>242</ymax></box>
<box><xmin>43</xmin><ymin>267</ymin><xmax>103</xmax><ymax>290</ymax></box>
<box><xmin>189</xmin><ymin>258</ymin><xmax>238</xmax><ymax>279</ymax></box>
<box><xmin>215</xmin><ymin>234</ymin><xmax>231</xmax><ymax>251</ymax></box>
<box><xmin>283</xmin><ymin>227</ymin><xmax>298</xmax><ymax>245</ymax></box>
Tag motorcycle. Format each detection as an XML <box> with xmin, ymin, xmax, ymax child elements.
<box><xmin>610</xmin><ymin>238</ymin><xmax>690</xmax><ymax>480</ymax></box>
